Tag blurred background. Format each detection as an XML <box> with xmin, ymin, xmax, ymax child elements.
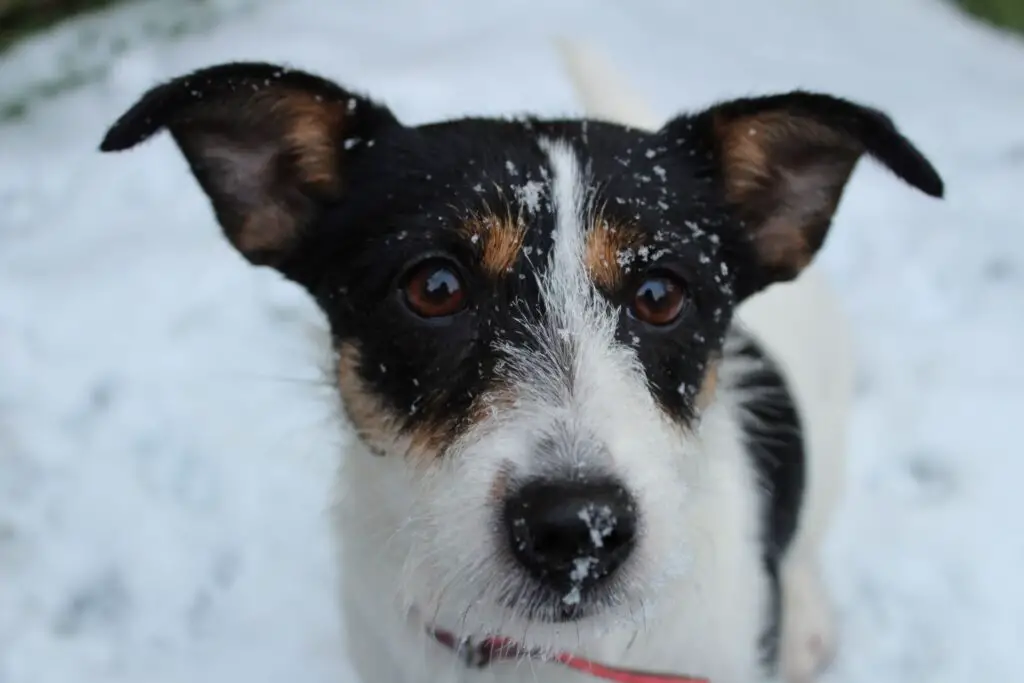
<box><xmin>1</xmin><ymin>1</ymin><xmax>1021</xmax><ymax>682</ymax></box>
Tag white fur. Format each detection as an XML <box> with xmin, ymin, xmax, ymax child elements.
<box><xmin>333</xmin><ymin>40</ymin><xmax>852</xmax><ymax>683</ymax></box>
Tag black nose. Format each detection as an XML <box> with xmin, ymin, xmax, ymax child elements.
<box><xmin>502</xmin><ymin>479</ymin><xmax>638</xmax><ymax>594</ymax></box>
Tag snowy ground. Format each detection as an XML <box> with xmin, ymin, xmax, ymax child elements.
<box><xmin>1</xmin><ymin>0</ymin><xmax>1022</xmax><ymax>682</ymax></box>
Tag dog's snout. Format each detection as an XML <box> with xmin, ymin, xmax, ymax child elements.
<box><xmin>502</xmin><ymin>479</ymin><xmax>637</xmax><ymax>594</ymax></box>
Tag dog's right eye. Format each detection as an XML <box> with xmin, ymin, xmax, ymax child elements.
<box><xmin>400</xmin><ymin>258</ymin><xmax>467</xmax><ymax>318</ymax></box>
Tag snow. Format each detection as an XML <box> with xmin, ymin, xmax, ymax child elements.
<box><xmin>1</xmin><ymin>0</ymin><xmax>1022</xmax><ymax>682</ymax></box>
<box><xmin>577</xmin><ymin>504</ymin><xmax>617</xmax><ymax>550</ymax></box>
<box><xmin>514</xmin><ymin>179</ymin><xmax>546</xmax><ymax>215</ymax></box>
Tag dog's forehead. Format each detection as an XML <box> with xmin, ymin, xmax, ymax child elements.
<box><xmin>401</xmin><ymin>118</ymin><xmax>718</xmax><ymax>282</ymax></box>
<box><xmin>414</xmin><ymin>118</ymin><xmax>681</xmax><ymax>214</ymax></box>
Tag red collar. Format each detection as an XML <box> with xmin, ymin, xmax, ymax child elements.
<box><xmin>428</xmin><ymin>627</ymin><xmax>708</xmax><ymax>683</ymax></box>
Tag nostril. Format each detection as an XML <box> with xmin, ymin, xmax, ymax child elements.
<box><xmin>502</xmin><ymin>478</ymin><xmax>638</xmax><ymax>591</ymax></box>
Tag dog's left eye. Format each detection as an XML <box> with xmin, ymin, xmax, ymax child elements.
<box><xmin>629</xmin><ymin>271</ymin><xmax>689</xmax><ymax>326</ymax></box>
<box><xmin>401</xmin><ymin>258</ymin><xmax>467</xmax><ymax>318</ymax></box>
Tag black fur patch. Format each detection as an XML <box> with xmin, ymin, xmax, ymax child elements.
<box><xmin>725</xmin><ymin>325</ymin><xmax>806</xmax><ymax>670</ymax></box>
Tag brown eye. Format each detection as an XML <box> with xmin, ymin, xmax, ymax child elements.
<box><xmin>631</xmin><ymin>272</ymin><xmax>688</xmax><ymax>326</ymax></box>
<box><xmin>401</xmin><ymin>258</ymin><xmax>467</xmax><ymax>318</ymax></box>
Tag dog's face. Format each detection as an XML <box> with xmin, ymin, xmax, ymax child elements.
<box><xmin>101</xmin><ymin>64</ymin><xmax>942</xmax><ymax>637</ymax></box>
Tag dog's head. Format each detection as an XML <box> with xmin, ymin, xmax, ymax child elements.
<box><xmin>101</xmin><ymin>63</ymin><xmax>941</xmax><ymax>640</ymax></box>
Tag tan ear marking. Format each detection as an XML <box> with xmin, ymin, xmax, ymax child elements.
<box><xmin>711</xmin><ymin>110</ymin><xmax>860</xmax><ymax>280</ymax></box>
<box><xmin>99</xmin><ymin>62</ymin><xmax>401</xmax><ymax>272</ymax></box>
<box><xmin>274</xmin><ymin>93</ymin><xmax>348</xmax><ymax>193</ymax></box>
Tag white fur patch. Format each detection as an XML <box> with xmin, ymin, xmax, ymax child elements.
<box><xmin>539</xmin><ymin>137</ymin><xmax>589</xmax><ymax>312</ymax></box>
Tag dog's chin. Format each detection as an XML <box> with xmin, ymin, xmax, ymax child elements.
<box><xmin>496</xmin><ymin>596</ymin><xmax>596</xmax><ymax>624</ymax></box>
<box><xmin>420</xmin><ymin>574</ymin><xmax>641</xmax><ymax>649</ymax></box>
<box><xmin>492</xmin><ymin>583</ymin><xmax>623</xmax><ymax>624</ymax></box>
<box><xmin>426</xmin><ymin>606</ymin><xmax>605</xmax><ymax>656</ymax></box>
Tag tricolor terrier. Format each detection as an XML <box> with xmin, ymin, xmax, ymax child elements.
<box><xmin>100</xmin><ymin>42</ymin><xmax>943</xmax><ymax>683</ymax></box>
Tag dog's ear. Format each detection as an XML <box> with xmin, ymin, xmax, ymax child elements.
<box><xmin>669</xmin><ymin>92</ymin><xmax>943</xmax><ymax>298</ymax></box>
<box><xmin>100</xmin><ymin>62</ymin><xmax>399</xmax><ymax>270</ymax></box>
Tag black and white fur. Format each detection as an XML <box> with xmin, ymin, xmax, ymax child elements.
<box><xmin>99</xmin><ymin>41</ymin><xmax>943</xmax><ymax>683</ymax></box>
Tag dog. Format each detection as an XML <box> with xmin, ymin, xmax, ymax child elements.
<box><xmin>99</xmin><ymin>40</ymin><xmax>943</xmax><ymax>683</ymax></box>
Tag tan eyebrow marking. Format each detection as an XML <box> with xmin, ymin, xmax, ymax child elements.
<box><xmin>460</xmin><ymin>209</ymin><xmax>527</xmax><ymax>277</ymax></box>
<box><xmin>585</xmin><ymin>216</ymin><xmax>645</xmax><ymax>291</ymax></box>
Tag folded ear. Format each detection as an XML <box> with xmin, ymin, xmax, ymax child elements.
<box><xmin>671</xmin><ymin>91</ymin><xmax>944</xmax><ymax>298</ymax></box>
<box><xmin>100</xmin><ymin>62</ymin><xmax>399</xmax><ymax>269</ymax></box>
